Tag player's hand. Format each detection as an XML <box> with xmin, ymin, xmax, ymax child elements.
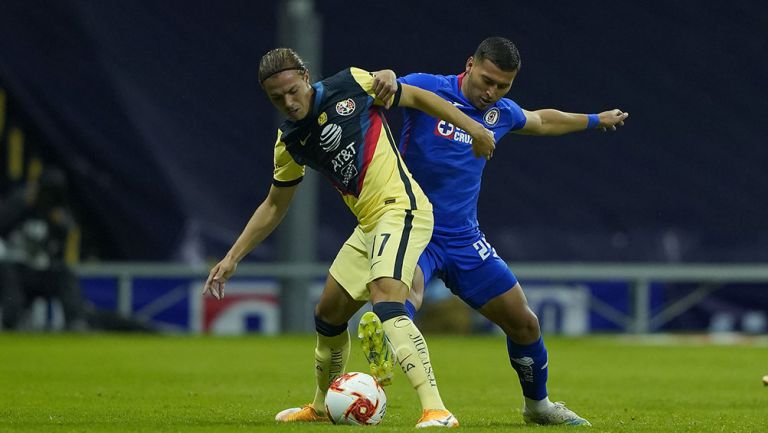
<box><xmin>371</xmin><ymin>70</ymin><xmax>398</xmax><ymax>109</ymax></box>
<box><xmin>470</xmin><ymin>126</ymin><xmax>496</xmax><ymax>160</ymax></box>
<box><xmin>597</xmin><ymin>109</ymin><xmax>629</xmax><ymax>132</ymax></box>
<box><xmin>203</xmin><ymin>257</ymin><xmax>238</xmax><ymax>300</ymax></box>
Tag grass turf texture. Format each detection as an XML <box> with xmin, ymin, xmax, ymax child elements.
<box><xmin>1</xmin><ymin>334</ymin><xmax>766</xmax><ymax>432</ymax></box>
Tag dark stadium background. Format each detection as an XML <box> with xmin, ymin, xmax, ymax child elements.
<box><xmin>1</xmin><ymin>0</ymin><xmax>766</xmax><ymax>263</ymax></box>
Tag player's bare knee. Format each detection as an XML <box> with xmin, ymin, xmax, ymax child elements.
<box><xmin>314</xmin><ymin>302</ymin><xmax>344</xmax><ymax>326</ymax></box>
<box><xmin>317</xmin><ymin>274</ymin><xmax>357</xmax><ymax>319</ymax></box>
<box><xmin>368</xmin><ymin>277</ymin><xmax>408</xmax><ymax>304</ymax></box>
<box><xmin>505</xmin><ymin>309</ymin><xmax>540</xmax><ymax>343</ymax></box>
<box><xmin>523</xmin><ymin>310</ymin><xmax>540</xmax><ymax>336</ymax></box>
<box><xmin>313</xmin><ymin>294</ymin><xmax>334</xmax><ymax>323</ymax></box>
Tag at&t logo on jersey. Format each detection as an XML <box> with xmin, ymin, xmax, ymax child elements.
<box><xmin>320</xmin><ymin>123</ymin><xmax>342</xmax><ymax>152</ymax></box>
<box><xmin>331</xmin><ymin>141</ymin><xmax>359</xmax><ymax>187</ymax></box>
<box><xmin>434</xmin><ymin>119</ymin><xmax>473</xmax><ymax>144</ymax></box>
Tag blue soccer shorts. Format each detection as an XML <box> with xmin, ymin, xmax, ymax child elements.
<box><xmin>417</xmin><ymin>229</ymin><xmax>518</xmax><ymax>309</ymax></box>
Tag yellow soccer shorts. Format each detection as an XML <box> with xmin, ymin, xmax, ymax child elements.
<box><xmin>329</xmin><ymin>209</ymin><xmax>433</xmax><ymax>301</ymax></box>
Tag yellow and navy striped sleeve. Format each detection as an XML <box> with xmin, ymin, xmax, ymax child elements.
<box><xmin>273</xmin><ymin>129</ymin><xmax>304</xmax><ymax>187</ymax></box>
<box><xmin>349</xmin><ymin>67</ymin><xmax>402</xmax><ymax>108</ymax></box>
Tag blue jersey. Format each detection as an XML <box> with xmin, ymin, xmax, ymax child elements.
<box><xmin>398</xmin><ymin>72</ymin><xmax>526</xmax><ymax>233</ymax></box>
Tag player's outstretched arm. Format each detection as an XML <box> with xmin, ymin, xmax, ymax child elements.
<box><xmin>203</xmin><ymin>184</ymin><xmax>298</xmax><ymax>299</ymax></box>
<box><xmin>398</xmin><ymin>84</ymin><xmax>496</xmax><ymax>159</ymax></box>
<box><xmin>517</xmin><ymin>109</ymin><xmax>629</xmax><ymax>136</ymax></box>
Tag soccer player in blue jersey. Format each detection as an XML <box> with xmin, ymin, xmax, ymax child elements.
<box><xmin>204</xmin><ymin>48</ymin><xmax>496</xmax><ymax>428</ymax></box>
<box><xmin>367</xmin><ymin>37</ymin><xmax>629</xmax><ymax>426</ymax></box>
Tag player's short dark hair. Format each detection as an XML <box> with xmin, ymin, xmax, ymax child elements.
<box><xmin>473</xmin><ymin>37</ymin><xmax>521</xmax><ymax>72</ymax></box>
<box><xmin>258</xmin><ymin>48</ymin><xmax>307</xmax><ymax>85</ymax></box>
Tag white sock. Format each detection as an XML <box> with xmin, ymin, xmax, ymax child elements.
<box><xmin>525</xmin><ymin>396</ymin><xmax>553</xmax><ymax>413</ymax></box>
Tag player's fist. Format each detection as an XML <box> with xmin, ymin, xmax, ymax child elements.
<box><xmin>598</xmin><ymin>109</ymin><xmax>629</xmax><ymax>132</ymax></box>
<box><xmin>470</xmin><ymin>125</ymin><xmax>496</xmax><ymax>160</ymax></box>
<box><xmin>371</xmin><ymin>70</ymin><xmax>398</xmax><ymax>109</ymax></box>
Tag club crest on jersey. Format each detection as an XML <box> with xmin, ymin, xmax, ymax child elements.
<box><xmin>320</xmin><ymin>123</ymin><xmax>343</xmax><ymax>152</ymax></box>
<box><xmin>484</xmin><ymin>108</ymin><xmax>500</xmax><ymax>126</ymax></box>
<box><xmin>335</xmin><ymin>98</ymin><xmax>356</xmax><ymax>116</ymax></box>
<box><xmin>433</xmin><ymin>120</ymin><xmax>473</xmax><ymax>144</ymax></box>
<box><xmin>435</xmin><ymin>120</ymin><xmax>455</xmax><ymax>137</ymax></box>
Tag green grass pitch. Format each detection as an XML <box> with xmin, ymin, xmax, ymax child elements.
<box><xmin>1</xmin><ymin>333</ymin><xmax>766</xmax><ymax>432</ymax></box>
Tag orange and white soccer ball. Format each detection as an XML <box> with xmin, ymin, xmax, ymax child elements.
<box><xmin>325</xmin><ymin>372</ymin><xmax>387</xmax><ymax>425</ymax></box>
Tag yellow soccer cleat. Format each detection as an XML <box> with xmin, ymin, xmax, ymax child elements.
<box><xmin>357</xmin><ymin>311</ymin><xmax>395</xmax><ymax>386</ymax></box>
<box><xmin>274</xmin><ymin>404</ymin><xmax>329</xmax><ymax>423</ymax></box>
<box><xmin>415</xmin><ymin>409</ymin><xmax>460</xmax><ymax>428</ymax></box>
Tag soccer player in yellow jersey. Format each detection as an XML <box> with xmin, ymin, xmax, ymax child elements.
<box><xmin>202</xmin><ymin>48</ymin><xmax>496</xmax><ymax>428</ymax></box>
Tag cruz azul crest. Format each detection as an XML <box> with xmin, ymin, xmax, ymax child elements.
<box><xmin>483</xmin><ymin>107</ymin><xmax>500</xmax><ymax>126</ymax></box>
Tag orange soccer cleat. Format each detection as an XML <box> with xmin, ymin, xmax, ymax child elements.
<box><xmin>274</xmin><ymin>404</ymin><xmax>329</xmax><ymax>423</ymax></box>
<box><xmin>415</xmin><ymin>409</ymin><xmax>459</xmax><ymax>428</ymax></box>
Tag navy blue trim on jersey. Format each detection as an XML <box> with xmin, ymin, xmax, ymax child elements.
<box><xmin>393</xmin><ymin>209</ymin><xmax>414</xmax><ymax>280</ymax></box>
<box><xmin>311</xmin><ymin>81</ymin><xmax>325</xmax><ymax>114</ymax></box>
<box><xmin>272</xmin><ymin>177</ymin><xmax>303</xmax><ymax>187</ymax></box>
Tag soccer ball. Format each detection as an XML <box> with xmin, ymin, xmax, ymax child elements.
<box><xmin>325</xmin><ymin>372</ymin><xmax>387</xmax><ymax>425</ymax></box>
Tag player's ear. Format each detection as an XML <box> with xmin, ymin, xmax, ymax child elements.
<box><xmin>465</xmin><ymin>56</ymin><xmax>474</xmax><ymax>74</ymax></box>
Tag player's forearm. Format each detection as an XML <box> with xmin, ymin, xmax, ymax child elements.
<box><xmin>407</xmin><ymin>86</ymin><xmax>485</xmax><ymax>137</ymax></box>
<box><xmin>534</xmin><ymin>109</ymin><xmax>590</xmax><ymax>135</ymax></box>
<box><xmin>225</xmin><ymin>200</ymin><xmax>287</xmax><ymax>262</ymax></box>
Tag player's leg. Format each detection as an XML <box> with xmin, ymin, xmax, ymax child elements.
<box><xmin>478</xmin><ymin>282</ymin><xmax>538</xmax><ymax>342</ymax></box>
<box><xmin>46</xmin><ymin>266</ymin><xmax>88</xmax><ymax>330</ymax></box>
<box><xmin>404</xmin><ymin>265</ymin><xmax>424</xmax><ymax>319</ymax></box>
<box><xmin>477</xmin><ymin>284</ymin><xmax>549</xmax><ymax>405</ymax></box>
<box><xmin>0</xmin><ymin>263</ymin><xmax>25</xmax><ymax>329</ymax></box>
<box><xmin>447</xmin><ymin>231</ymin><xmax>589</xmax><ymax>426</ymax></box>
<box><xmin>405</xmin><ymin>239</ymin><xmax>442</xmax><ymax>319</ymax></box>
<box><xmin>275</xmin><ymin>273</ymin><xmax>365</xmax><ymax>422</ymax></box>
<box><xmin>313</xmin><ymin>274</ymin><xmax>366</xmax><ymax>408</ymax></box>
<box><xmin>361</xmin><ymin>209</ymin><xmax>458</xmax><ymax>428</ymax></box>
<box><xmin>478</xmin><ymin>284</ymin><xmax>590</xmax><ymax>426</ymax></box>
<box><xmin>276</xmin><ymin>229</ymin><xmax>368</xmax><ymax>423</ymax></box>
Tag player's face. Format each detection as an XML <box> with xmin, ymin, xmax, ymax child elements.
<box><xmin>463</xmin><ymin>57</ymin><xmax>517</xmax><ymax>110</ymax></box>
<box><xmin>263</xmin><ymin>70</ymin><xmax>313</xmax><ymax>121</ymax></box>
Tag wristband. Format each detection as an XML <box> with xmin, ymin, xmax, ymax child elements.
<box><xmin>587</xmin><ymin>114</ymin><xmax>600</xmax><ymax>129</ymax></box>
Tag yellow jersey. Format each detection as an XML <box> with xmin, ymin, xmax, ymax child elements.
<box><xmin>272</xmin><ymin>67</ymin><xmax>431</xmax><ymax>231</ymax></box>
